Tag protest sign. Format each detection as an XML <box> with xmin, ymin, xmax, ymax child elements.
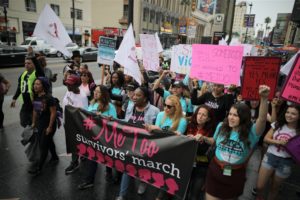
<box><xmin>190</xmin><ymin>44</ymin><xmax>243</xmax><ymax>85</ymax></box>
<box><xmin>97</xmin><ymin>36</ymin><xmax>117</xmax><ymax>66</ymax></box>
<box><xmin>170</xmin><ymin>45</ymin><xmax>192</xmax><ymax>75</ymax></box>
<box><xmin>241</xmin><ymin>57</ymin><xmax>281</xmax><ymax>100</ymax></box>
<box><xmin>65</xmin><ymin>106</ymin><xmax>197</xmax><ymax>199</ymax></box>
<box><xmin>155</xmin><ymin>32</ymin><xmax>164</xmax><ymax>53</ymax></box>
<box><xmin>140</xmin><ymin>34</ymin><xmax>160</xmax><ymax>71</ymax></box>
<box><xmin>281</xmin><ymin>50</ymin><xmax>300</xmax><ymax>75</ymax></box>
<box><xmin>281</xmin><ymin>54</ymin><xmax>300</xmax><ymax>104</ymax></box>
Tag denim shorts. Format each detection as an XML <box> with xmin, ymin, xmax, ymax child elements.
<box><xmin>261</xmin><ymin>152</ymin><xmax>293</xmax><ymax>178</ymax></box>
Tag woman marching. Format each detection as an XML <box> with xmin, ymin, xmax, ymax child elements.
<box><xmin>186</xmin><ymin>105</ymin><xmax>216</xmax><ymax>200</ymax></box>
<box><xmin>255</xmin><ymin>104</ymin><xmax>300</xmax><ymax>200</ymax></box>
<box><xmin>203</xmin><ymin>85</ymin><xmax>270</xmax><ymax>200</ymax></box>
<box><xmin>29</xmin><ymin>77</ymin><xmax>58</xmax><ymax>175</ymax></box>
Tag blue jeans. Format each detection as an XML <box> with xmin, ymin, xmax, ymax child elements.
<box><xmin>119</xmin><ymin>173</ymin><xmax>132</xmax><ymax>196</ymax></box>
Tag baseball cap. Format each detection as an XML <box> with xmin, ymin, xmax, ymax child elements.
<box><xmin>172</xmin><ymin>80</ymin><xmax>185</xmax><ymax>88</ymax></box>
<box><xmin>65</xmin><ymin>74</ymin><xmax>81</xmax><ymax>86</ymax></box>
<box><xmin>126</xmin><ymin>82</ymin><xmax>139</xmax><ymax>91</ymax></box>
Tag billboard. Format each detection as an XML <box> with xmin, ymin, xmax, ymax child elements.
<box><xmin>244</xmin><ymin>14</ymin><xmax>255</xmax><ymax>27</ymax></box>
<box><xmin>197</xmin><ymin>0</ymin><xmax>216</xmax><ymax>15</ymax></box>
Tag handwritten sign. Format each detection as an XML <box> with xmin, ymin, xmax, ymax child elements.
<box><xmin>281</xmin><ymin>54</ymin><xmax>300</xmax><ymax>104</ymax></box>
<box><xmin>140</xmin><ymin>34</ymin><xmax>160</xmax><ymax>71</ymax></box>
<box><xmin>65</xmin><ymin>106</ymin><xmax>197</xmax><ymax>199</ymax></box>
<box><xmin>170</xmin><ymin>45</ymin><xmax>192</xmax><ymax>75</ymax></box>
<box><xmin>97</xmin><ymin>36</ymin><xmax>117</xmax><ymax>66</ymax></box>
<box><xmin>241</xmin><ymin>57</ymin><xmax>281</xmax><ymax>100</ymax></box>
<box><xmin>190</xmin><ymin>44</ymin><xmax>243</xmax><ymax>85</ymax></box>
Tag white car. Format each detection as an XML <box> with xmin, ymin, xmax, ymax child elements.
<box><xmin>43</xmin><ymin>42</ymin><xmax>79</xmax><ymax>57</ymax></box>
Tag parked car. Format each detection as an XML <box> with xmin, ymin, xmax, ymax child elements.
<box><xmin>63</xmin><ymin>47</ymin><xmax>98</xmax><ymax>62</ymax></box>
<box><xmin>19</xmin><ymin>37</ymin><xmax>51</xmax><ymax>52</ymax></box>
<box><xmin>43</xmin><ymin>42</ymin><xmax>79</xmax><ymax>57</ymax></box>
<box><xmin>0</xmin><ymin>45</ymin><xmax>27</xmax><ymax>67</ymax></box>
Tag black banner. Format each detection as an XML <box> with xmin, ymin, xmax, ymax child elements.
<box><xmin>64</xmin><ymin>106</ymin><xmax>198</xmax><ymax>199</ymax></box>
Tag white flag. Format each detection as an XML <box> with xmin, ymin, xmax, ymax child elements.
<box><xmin>114</xmin><ymin>24</ymin><xmax>142</xmax><ymax>85</ymax></box>
<box><xmin>281</xmin><ymin>50</ymin><xmax>300</xmax><ymax>75</ymax></box>
<box><xmin>33</xmin><ymin>4</ymin><xmax>72</xmax><ymax>57</ymax></box>
<box><xmin>155</xmin><ymin>32</ymin><xmax>163</xmax><ymax>53</ymax></box>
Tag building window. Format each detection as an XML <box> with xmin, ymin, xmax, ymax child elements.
<box><xmin>50</xmin><ymin>4</ymin><xmax>60</xmax><ymax>16</ymax></box>
<box><xmin>25</xmin><ymin>0</ymin><xmax>36</xmax><ymax>12</ymax></box>
<box><xmin>156</xmin><ymin>12</ymin><xmax>161</xmax><ymax>24</ymax></box>
<box><xmin>71</xmin><ymin>8</ymin><xmax>83</xmax><ymax>20</ymax></box>
<box><xmin>143</xmin><ymin>8</ymin><xmax>149</xmax><ymax>22</ymax></box>
<box><xmin>123</xmin><ymin>4</ymin><xmax>128</xmax><ymax>18</ymax></box>
<box><xmin>150</xmin><ymin>10</ymin><xmax>155</xmax><ymax>23</ymax></box>
<box><xmin>0</xmin><ymin>0</ymin><xmax>9</xmax><ymax>7</ymax></box>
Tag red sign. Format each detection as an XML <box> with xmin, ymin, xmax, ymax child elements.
<box><xmin>241</xmin><ymin>57</ymin><xmax>281</xmax><ymax>100</ymax></box>
<box><xmin>281</xmin><ymin>54</ymin><xmax>300</xmax><ymax>104</ymax></box>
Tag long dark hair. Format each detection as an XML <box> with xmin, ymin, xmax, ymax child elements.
<box><xmin>275</xmin><ymin>104</ymin><xmax>300</xmax><ymax>135</ymax></box>
<box><xmin>189</xmin><ymin>104</ymin><xmax>215</xmax><ymax>133</ymax></box>
<box><xmin>91</xmin><ymin>85</ymin><xmax>111</xmax><ymax>113</ymax></box>
<box><xmin>110</xmin><ymin>71</ymin><xmax>124</xmax><ymax>88</ymax></box>
<box><xmin>220</xmin><ymin>103</ymin><xmax>252</xmax><ymax>147</ymax></box>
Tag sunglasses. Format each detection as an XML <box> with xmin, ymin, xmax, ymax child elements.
<box><xmin>164</xmin><ymin>103</ymin><xmax>174</xmax><ymax>109</ymax></box>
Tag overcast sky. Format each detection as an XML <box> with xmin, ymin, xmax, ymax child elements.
<box><xmin>236</xmin><ymin>0</ymin><xmax>295</xmax><ymax>28</ymax></box>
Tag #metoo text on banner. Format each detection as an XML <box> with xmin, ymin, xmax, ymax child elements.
<box><xmin>190</xmin><ymin>44</ymin><xmax>243</xmax><ymax>85</ymax></box>
<box><xmin>64</xmin><ymin>106</ymin><xmax>197</xmax><ymax>199</ymax></box>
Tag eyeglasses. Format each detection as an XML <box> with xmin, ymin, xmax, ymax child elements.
<box><xmin>164</xmin><ymin>103</ymin><xmax>174</xmax><ymax>109</ymax></box>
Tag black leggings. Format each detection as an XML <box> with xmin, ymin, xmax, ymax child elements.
<box><xmin>186</xmin><ymin>165</ymin><xmax>208</xmax><ymax>200</ymax></box>
<box><xmin>38</xmin><ymin>127</ymin><xmax>58</xmax><ymax>169</ymax></box>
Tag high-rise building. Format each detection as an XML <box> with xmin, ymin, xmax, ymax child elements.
<box><xmin>272</xmin><ymin>13</ymin><xmax>291</xmax><ymax>44</ymax></box>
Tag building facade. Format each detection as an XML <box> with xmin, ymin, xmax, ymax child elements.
<box><xmin>272</xmin><ymin>13</ymin><xmax>291</xmax><ymax>45</ymax></box>
<box><xmin>0</xmin><ymin>0</ymin><xmax>92</xmax><ymax>45</ymax></box>
<box><xmin>232</xmin><ymin>1</ymin><xmax>255</xmax><ymax>43</ymax></box>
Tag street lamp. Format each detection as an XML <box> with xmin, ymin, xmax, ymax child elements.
<box><xmin>244</xmin><ymin>2</ymin><xmax>253</xmax><ymax>43</ymax></box>
<box><xmin>3</xmin><ymin>2</ymin><xmax>10</xmax><ymax>45</ymax></box>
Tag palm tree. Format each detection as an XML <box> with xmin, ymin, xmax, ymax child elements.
<box><xmin>264</xmin><ymin>17</ymin><xmax>271</xmax><ymax>37</ymax></box>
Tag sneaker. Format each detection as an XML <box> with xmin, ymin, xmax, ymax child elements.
<box><xmin>115</xmin><ymin>196</ymin><xmax>125</xmax><ymax>200</ymax></box>
<box><xmin>65</xmin><ymin>162</ymin><xmax>79</xmax><ymax>175</ymax></box>
<box><xmin>137</xmin><ymin>182</ymin><xmax>147</xmax><ymax>195</ymax></box>
<box><xmin>77</xmin><ymin>182</ymin><xmax>94</xmax><ymax>190</ymax></box>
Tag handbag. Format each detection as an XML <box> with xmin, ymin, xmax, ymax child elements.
<box><xmin>285</xmin><ymin>135</ymin><xmax>300</xmax><ymax>165</ymax></box>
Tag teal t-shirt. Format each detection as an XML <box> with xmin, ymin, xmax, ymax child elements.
<box><xmin>111</xmin><ymin>87</ymin><xmax>122</xmax><ymax>95</ymax></box>
<box><xmin>87</xmin><ymin>102</ymin><xmax>117</xmax><ymax>118</ymax></box>
<box><xmin>213</xmin><ymin>122</ymin><xmax>260</xmax><ymax>164</ymax></box>
<box><xmin>155</xmin><ymin>111</ymin><xmax>187</xmax><ymax>134</ymax></box>
<box><xmin>162</xmin><ymin>90</ymin><xmax>193</xmax><ymax>113</ymax></box>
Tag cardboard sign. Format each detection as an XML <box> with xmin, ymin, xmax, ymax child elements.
<box><xmin>97</xmin><ymin>36</ymin><xmax>117</xmax><ymax>66</ymax></box>
<box><xmin>170</xmin><ymin>45</ymin><xmax>192</xmax><ymax>75</ymax></box>
<box><xmin>241</xmin><ymin>57</ymin><xmax>281</xmax><ymax>100</ymax></box>
<box><xmin>190</xmin><ymin>44</ymin><xmax>243</xmax><ymax>85</ymax></box>
<box><xmin>140</xmin><ymin>34</ymin><xmax>160</xmax><ymax>71</ymax></box>
<box><xmin>65</xmin><ymin>106</ymin><xmax>197</xmax><ymax>199</ymax></box>
<box><xmin>281</xmin><ymin>54</ymin><xmax>300</xmax><ymax>104</ymax></box>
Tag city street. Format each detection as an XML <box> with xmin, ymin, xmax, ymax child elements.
<box><xmin>0</xmin><ymin>58</ymin><xmax>299</xmax><ymax>200</ymax></box>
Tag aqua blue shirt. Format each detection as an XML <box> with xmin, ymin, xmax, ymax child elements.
<box><xmin>87</xmin><ymin>102</ymin><xmax>117</xmax><ymax>118</ymax></box>
<box><xmin>213</xmin><ymin>122</ymin><xmax>260</xmax><ymax>164</ymax></box>
<box><xmin>155</xmin><ymin>111</ymin><xmax>187</xmax><ymax>134</ymax></box>
<box><xmin>111</xmin><ymin>87</ymin><xmax>122</xmax><ymax>95</ymax></box>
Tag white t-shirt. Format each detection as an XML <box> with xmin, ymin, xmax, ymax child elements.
<box><xmin>267</xmin><ymin>123</ymin><xmax>297</xmax><ymax>158</ymax></box>
<box><xmin>63</xmin><ymin>90</ymin><xmax>88</xmax><ymax>109</ymax></box>
<box><xmin>79</xmin><ymin>84</ymin><xmax>90</xmax><ymax>97</ymax></box>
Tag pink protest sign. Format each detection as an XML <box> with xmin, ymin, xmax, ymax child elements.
<box><xmin>281</xmin><ymin>54</ymin><xmax>300</xmax><ymax>104</ymax></box>
<box><xmin>140</xmin><ymin>34</ymin><xmax>160</xmax><ymax>71</ymax></box>
<box><xmin>190</xmin><ymin>44</ymin><xmax>243</xmax><ymax>85</ymax></box>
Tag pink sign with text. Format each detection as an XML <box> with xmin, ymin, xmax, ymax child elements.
<box><xmin>281</xmin><ymin>54</ymin><xmax>300</xmax><ymax>104</ymax></box>
<box><xmin>190</xmin><ymin>44</ymin><xmax>243</xmax><ymax>85</ymax></box>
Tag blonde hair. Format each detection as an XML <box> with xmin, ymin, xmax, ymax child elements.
<box><xmin>161</xmin><ymin>95</ymin><xmax>183</xmax><ymax>131</ymax></box>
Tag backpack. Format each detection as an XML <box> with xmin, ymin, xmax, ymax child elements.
<box><xmin>53</xmin><ymin>97</ymin><xmax>63</xmax><ymax>128</ymax></box>
<box><xmin>285</xmin><ymin>135</ymin><xmax>300</xmax><ymax>165</ymax></box>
